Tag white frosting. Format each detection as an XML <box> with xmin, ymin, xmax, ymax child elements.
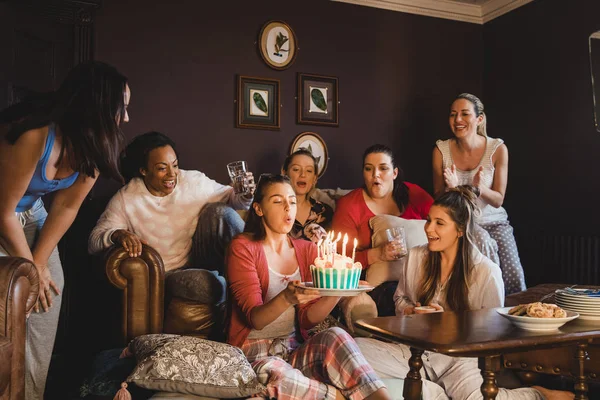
<box><xmin>313</xmin><ymin>253</ymin><xmax>362</xmax><ymax>270</ymax></box>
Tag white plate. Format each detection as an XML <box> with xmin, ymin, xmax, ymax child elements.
<box><xmin>556</xmin><ymin>301</ymin><xmax>600</xmax><ymax>311</ymax></box>
<box><xmin>575</xmin><ymin>314</ymin><xmax>600</xmax><ymax>322</ymax></box>
<box><xmin>297</xmin><ymin>282</ymin><xmax>374</xmax><ymax>297</ymax></box>
<box><xmin>558</xmin><ymin>305</ymin><xmax>600</xmax><ymax>317</ymax></box>
<box><xmin>496</xmin><ymin>307</ymin><xmax>579</xmax><ymax>331</ymax></box>
<box><xmin>556</xmin><ymin>293</ymin><xmax>600</xmax><ymax>301</ymax></box>
<box><xmin>556</xmin><ymin>301</ymin><xmax>600</xmax><ymax>315</ymax></box>
<box><xmin>555</xmin><ymin>291</ymin><xmax>600</xmax><ymax>304</ymax></box>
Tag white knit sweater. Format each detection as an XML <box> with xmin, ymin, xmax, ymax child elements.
<box><xmin>88</xmin><ymin>169</ymin><xmax>251</xmax><ymax>271</ymax></box>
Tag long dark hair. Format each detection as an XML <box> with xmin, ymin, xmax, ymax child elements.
<box><xmin>418</xmin><ymin>185</ymin><xmax>480</xmax><ymax>311</ymax></box>
<box><xmin>120</xmin><ymin>131</ymin><xmax>178</xmax><ymax>183</ymax></box>
<box><xmin>244</xmin><ymin>174</ymin><xmax>292</xmax><ymax>241</ymax></box>
<box><xmin>0</xmin><ymin>61</ymin><xmax>128</xmax><ymax>181</ymax></box>
<box><xmin>362</xmin><ymin>144</ymin><xmax>409</xmax><ymax>212</ymax></box>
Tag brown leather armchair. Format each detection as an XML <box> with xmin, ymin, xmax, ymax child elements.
<box><xmin>105</xmin><ymin>245</ymin><xmax>221</xmax><ymax>345</ymax></box>
<box><xmin>0</xmin><ymin>257</ymin><xmax>39</xmax><ymax>400</ymax></box>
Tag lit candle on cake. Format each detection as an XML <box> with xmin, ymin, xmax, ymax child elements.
<box><xmin>317</xmin><ymin>238</ymin><xmax>322</xmax><ymax>259</ymax></box>
<box><xmin>342</xmin><ymin>233</ymin><xmax>348</xmax><ymax>257</ymax></box>
<box><xmin>352</xmin><ymin>238</ymin><xmax>357</xmax><ymax>262</ymax></box>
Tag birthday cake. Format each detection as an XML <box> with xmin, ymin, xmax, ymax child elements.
<box><xmin>310</xmin><ymin>232</ymin><xmax>362</xmax><ymax>289</ymax></box>
<box><xmin>310</xmin><ymin>254</ymin><xmax>362</xmax><ymax>289</ymax></box>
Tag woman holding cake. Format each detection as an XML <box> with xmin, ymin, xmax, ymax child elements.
<box><xmin>433</xmin><ymin>93</ymin><xmax>525</xmax><ymax>294</ymax></box>
<box><xmin>282</xmin><ymin>148</ymin><xmax>333</xmax><ymax>243</ymax></box>
<box><xmin>355</xmin><ymin>186</ymin><xmax>571</xmax><ymax>400</ymax></box>
<box><xmin>226</xmin><ymin>173</ymin><xmax>391</xmax><ymax>400</ymax></box>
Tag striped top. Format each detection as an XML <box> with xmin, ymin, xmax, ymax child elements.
<box><xmin>436</xmin><ymin>137</ymin><xmax>508</xmax><ymax>224</ymax></box>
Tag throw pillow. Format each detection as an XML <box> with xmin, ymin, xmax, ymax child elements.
<box><xmin>127</xmin><ymin>334</ymin><xmax>264</xmax><ymax>398</ymax></box>
<box><xmin>366</xmin><ymin>215</ymin><xmax>428</xmax><ymax>287</ymax></box>
<box><xmin>79</xmin><ymin>348</ymin><xmax>147</xmax><ymax>398</ymax></box>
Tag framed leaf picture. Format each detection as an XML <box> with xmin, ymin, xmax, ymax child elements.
<box><xmin>297</xmin><ymin>73</ymin><xmax>338</xmax><ymax>127</ymax></box>
<box><xmin>236</xmin><ymin>75</ymin><xmax>280</xmax><ymax>130</ymax></box>
<box><xmin>258</xmin><ymin>20</ymin><xmax>298</xmax><ymax>70</ymax></box>
<box><xmin>289</xmin><ymin>131</ymin><xmax>329</xmax><ymax>177</ymax></box>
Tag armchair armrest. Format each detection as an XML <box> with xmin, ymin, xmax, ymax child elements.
<box><xmin>0</xmin><ymin>257</ymin><xmax>39</xmax><ymax>400</ymax></box>
<box><xmin>105</xmin><ymin>245</ymin><xmax>165</xmax><ymax>344</ymax></box>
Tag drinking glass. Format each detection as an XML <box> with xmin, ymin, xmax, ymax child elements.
<box><xmin>385</xmin><ymin>227</ymin><xmax>408</xmax><ymax>259</ymax></box>
<box><xmin>227</xmin><ymin>161</ymin><xmax>248</xmax><ymax>194</ymax></box>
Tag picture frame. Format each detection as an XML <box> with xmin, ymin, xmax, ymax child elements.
<box><xmin>258</xmin><ymin>20</ymin><xmax>298</xmax><ymax>70</ymax></box>
<box><xmin>236</xmin><ymin>75</ymin><xmax>280</xmax><ymax>130</ymax></box>
<box><xmin>289</xmin><ymin>131</ymin><xmax>329</xmax><ymax>177</ymax></box>
<box><xmin>297</xmin><ymin>73</ymin><xmax>339</xmax><ymax>127</ymax></box>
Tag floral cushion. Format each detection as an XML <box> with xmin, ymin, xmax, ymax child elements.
<box><xmin>127</xmin><ymin>334</ymin><xmax>264</xmax><ymax>398</ymax></box>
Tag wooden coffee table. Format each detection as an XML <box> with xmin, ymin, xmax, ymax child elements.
<box><xmin>356</xmin><ymin>308</ymin><xmax>600</xmax><ymax>400</ymax></box>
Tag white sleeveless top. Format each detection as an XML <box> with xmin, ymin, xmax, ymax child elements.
<box><xmin>436</xmin><ymin>137</ymin><xmax>508</xmax><ymax>224</ymax></box>
<box><xmin>247</xmin><ymin>266</ymin><xmax>301</xmax><ymax>339</ymax></box>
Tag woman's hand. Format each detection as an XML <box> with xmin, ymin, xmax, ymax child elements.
<box><xmin>414</xmin><ymin>302</ymin><xmax>444</xmax><ymax>314</ymax></box>
<box><xmin>242</xmin><ymin>172</ymin><xmax>256</xmax><ymax>199</ymax></box>
<box><xmin>304</xmin><ymin>223</ymin><xmax>327</xmax><ymax>244</ymax></box>
<box><xmin>378</xmin><ymin>241</ymin><xmax>405</xmax><ymax>262</ymax></box>
<box><xmin>34</xmin><ymin>264</ymin><xmax>61</xmax><ymax>313</ymax></box>
<box><xmin>443</xmin><ymin>164</ymin><xmax>459</xmax><ymax>189</ymax></box>
<box><xmin>403</xmin><ymin>305</ymin><xmax>416</xmax><ymax>315</ymax></box>
<box><xmin>403</xmin><ymin>302</ymin><xmax>444</xmax><ymax>315</ymax></box>
<box><xmin>111</xmin><ymin>229</ymin><xmax>147</xmax><ymax>257</ymax></box>
<box><xmin>472</xmin><ymin>166</ymin><xmax>484</xmax><ymax>193</ymax></box>
<box><xmin>282</xmin><ymin>280</ymin><xmax>321</xmax><ymax>305</ymax></box>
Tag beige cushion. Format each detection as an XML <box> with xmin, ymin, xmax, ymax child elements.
<box><xmin>366</xmin><ymin>215</ymin><xmax>428</xmax><ymax>287</ymax></box>
<box><xmin>127</xmin><ymin>334</ymin><xmax>264</xmax><ymax>398</ymax></box>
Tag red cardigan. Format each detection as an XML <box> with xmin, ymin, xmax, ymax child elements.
<box><xmin>330</xmin><ymin>183</ymin><xmax>433</xmax><ymax>269</ymax></box>
<box><xmin>226</xmin><ymin>234</ymin><xmax>318</xmax><ymax>348</ymax></box>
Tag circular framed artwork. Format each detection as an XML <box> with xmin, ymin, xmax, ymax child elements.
<box><xmin>289</xmin><ymin>132</ymin><xmax>329</xmax><ymax>178</ymax></box>
<box><xmin>258</xmin><ymin>20</ymin><xmax>298</xmax><ymax>70</ymax></box>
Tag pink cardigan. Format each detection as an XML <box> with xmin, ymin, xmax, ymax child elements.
<box><xmin>226</xmin><ymin>234</ymin><xmax>318</xmax><ymax>348</ymax></box>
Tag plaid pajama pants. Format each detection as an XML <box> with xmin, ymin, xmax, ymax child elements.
<box><xmin>241</xmin><ymin>327</ymin><xmax>386</xmax><ymax>400</ymax></box>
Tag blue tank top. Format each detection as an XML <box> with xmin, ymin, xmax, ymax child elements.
<box><xmin>16</xmin><ymin>125</ymin><xmax>80</xmax><ymax>212</ymax></box>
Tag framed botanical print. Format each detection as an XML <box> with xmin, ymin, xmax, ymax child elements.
<box><xmin>297</xmin><ymin>73</ymin><xmax>339</xmax><ymax>127</ymax></box>
<box><xmin>236</xmin><ymin>75</ymin><xmax>280</xmax><ymax>130</ymax></box>
<box><xmin>258</xmin><ymin>20</ymin><xmax>298</xmax><ymax>70</ymax></box>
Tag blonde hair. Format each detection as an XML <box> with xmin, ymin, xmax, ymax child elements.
<box><xmin>456</xmin><ymin>93</ymin><xmax>487</xmax><ymax>137</ymax></box>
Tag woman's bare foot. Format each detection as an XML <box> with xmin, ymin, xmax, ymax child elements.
<box><xmin>532</xmin><ymin>386</ymin><xmax>575</xmax><ymax>400</ymax></box>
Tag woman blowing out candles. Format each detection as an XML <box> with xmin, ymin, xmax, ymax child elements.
<box><xmin>226</xmin><ymin>174</ymin><xmax>391</xmax><ymax>400</ymax></box>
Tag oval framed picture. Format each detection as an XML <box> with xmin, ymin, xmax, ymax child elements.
<box><xmin>258</xmin><ymin>20</ymin><xmax>298</xmax><ymax>70</ymax></box>
<box><xmin>289</xmin><ymin>132</ymin><xmax>329</xmax><ymax>178</ymax></box>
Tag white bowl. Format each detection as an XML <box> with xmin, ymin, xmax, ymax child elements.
<box><xmin>496</xmin><ymin>307</ymin><xmax>579</xmax><ymax>331</ymax></box>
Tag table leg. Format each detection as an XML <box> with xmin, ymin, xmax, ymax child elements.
<box><xmin>403</xmin><ymin>347</ymin><xmax>424</xmax><ymax>400</ymax></box>
<box><xmin>574</xmin><ymin>343</ymin><xmax>589</xmax><ymax>400</ymax></box>
<box><xmin>478</xmin><ymin>355</ymin><xmax>502</xmax><ymax>400</ymax></box>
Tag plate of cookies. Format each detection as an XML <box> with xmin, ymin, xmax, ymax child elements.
<box><xmin>496</xmin><ymin>302</ymin><xmax>579</xmax><ymax>331</ymax></box>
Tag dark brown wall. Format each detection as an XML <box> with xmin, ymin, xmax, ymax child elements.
<box><xmin>483</xmin><ymin>0</ymin><xmax>600</xmax><ymax>235</ymax></box>
<box><xmin>483</xmin><ymin>0</ymin><xmax>600</xmax><ymax>285</ymax></box>
<box><xmin>93</xmin><ymin>0</ymin><xmax>484</xmax><ymax>196</ymax></box>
